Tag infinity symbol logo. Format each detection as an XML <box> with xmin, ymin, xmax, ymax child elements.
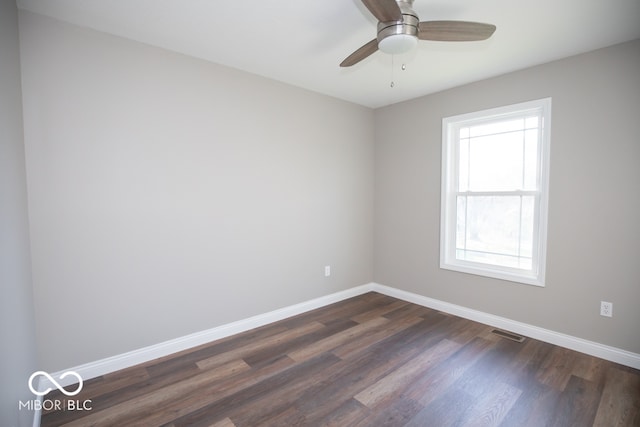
<box><xmin>28</xmin><ymin>371</ymin><xmax>84</xmax><ymax>397</ymax></box>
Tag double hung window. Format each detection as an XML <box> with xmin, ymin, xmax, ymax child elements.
<box><xmin>440</xmin><ymin>98</ymin><xmax>551</xmax><ymax>286</ymax></box>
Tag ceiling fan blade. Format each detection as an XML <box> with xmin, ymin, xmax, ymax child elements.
<box><xmin>418</xmin><ymin>21</ymin><xmax>496</xmax><ymax>41</ymax></box>
<box><xmin>340</xmin><ymin>39</ymin><xmax>379</xmax><ymax>67</ymax></box>
<box><xmin>360</xmin><ymin>0</ymin><xmax>402</xmax><ymax>22</ymax></box>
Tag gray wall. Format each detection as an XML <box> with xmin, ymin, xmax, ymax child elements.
<box><xmin>0</xmin><ymin>1</ymin><xmax>38</xmax><ymax>426</ymax></box>
<box><xmin>374</xmin><ymin>39</ymin><xmax>640</xmax><ymax>354</ymax></box>
<box><xmin>19</xmin><ymin>11</ymin><xmax>374</xmax><ymax>371</ymax></box>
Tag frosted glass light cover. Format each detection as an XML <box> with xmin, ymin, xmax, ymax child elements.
<box><xmin>378</xmin><ymin>34</ymin><xmax>417</xmax><ymax>54</ymax></box>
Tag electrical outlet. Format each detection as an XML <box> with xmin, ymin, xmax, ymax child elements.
<box><xmin>324</xmin><ymin>266</ymin><xmax>331</xmax><ymax>277</ymax></box>
<box><xmin>600</xmin><ymin>301</ymin><xmax>613</xmax><ymax>317</ymax></box>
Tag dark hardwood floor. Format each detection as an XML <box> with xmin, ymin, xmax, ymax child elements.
<box><xmin>42</xmin><ymin>292</ymin><xmax>640</xmax><ymax>426</ymax></box>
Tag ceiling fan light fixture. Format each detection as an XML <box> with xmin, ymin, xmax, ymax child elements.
<box><xmin>378</xmin><ymin>33</ymin><xmax>418</xmax><ymax>54</ymax></box>
<box><xmin>339</xmin><ymin>0</ymin><xmax>497</xmax><ymax>67</ymax></box>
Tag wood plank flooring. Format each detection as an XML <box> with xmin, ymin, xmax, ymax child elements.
<box><xmin>41</xmin><ymin>292</ymin><xmax>640</xmax><ymax>426</ymax></box>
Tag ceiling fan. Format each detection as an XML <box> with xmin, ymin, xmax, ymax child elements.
<box><xmin>340</xmin><ymin>0</ymin><xmax>496</xmax><ymax>67</ymax></box>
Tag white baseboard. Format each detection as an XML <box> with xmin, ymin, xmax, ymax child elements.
<box><xmin>46</xmin><ymin>281</ymin><xmax>639</xmax><ymax>394</ymax></box>
<box><xmin>43</xmin><ymin>284</ymin><xmax>374</xmax><ymax>390</ymax></box>
<box><xmin>33</xmin><ymin>284</ymin><xmax>374</xmax><ymax>427</ymax></box>
<box><xmin>369</xmin><ymin>282</ymin><xmax>640</xmax><ymax>370</ymax></box>
<box><xmin>34</xmin><ymin>282</ymin><xmax>640</xmax><ymax>427</ymax></box>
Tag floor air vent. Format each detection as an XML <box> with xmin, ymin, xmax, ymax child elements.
<box><xmin>491</xmin><ymin>329</ymin><xmax>526</xmax><ymax>343</ymax></box>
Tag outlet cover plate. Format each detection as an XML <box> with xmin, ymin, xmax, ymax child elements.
<box><xmin>600</xmin><ymin>301</ymin><xmax>613</xmax><ymax>317</ymax></box>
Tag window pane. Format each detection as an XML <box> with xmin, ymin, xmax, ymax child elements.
<box><xmin>523</xmin><ymin>129</ymin><xmax>538</xmax><ymax>190</ymax></box>
<box><xmin>525</xmin><ymin>116</ymin><xmax>539</xmax><ymax>129</ymax></box>
<box><xmin>468</xmin><ymin>131</ymin><xmax>524</xmax><ymax>191</ymax></box>
<box><xmin>464</xmin><ymin>196</ymin><xmax>521</xmax><ymax>256</ymax></box>
<box><xmin>520</xmin><ymin>196</ymin><xmax>535</xmax><ymax>259</ymax></box>
<box><xmin>456</xmin><ymin>196</ymin><xmax>467</xmax><ymax>249</ymax></box>
<box><xmin>458</xmin><ymin>138</ymin><xmax>469</xmax><ymax>191</ymax></box>
<box><xmin>469</xmin><ymin>118</ymin><xmax>524</xmax><ymax>137</ymax></box>
<box><xmin>456</xmin><ymin>196</ymin><xmax>534</xmax><ymax>270</ymax></box>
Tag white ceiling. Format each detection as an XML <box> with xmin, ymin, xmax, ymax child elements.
<box><xmin>16</xmin><ymin>0</ymin><xmax>640</xmax><ymax>108</ymax></box>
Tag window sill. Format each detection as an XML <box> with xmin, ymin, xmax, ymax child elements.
<box><xmin>440</xmin><ymin>261</ymin><xmax>545</xmax><ymax>287</ymax></box>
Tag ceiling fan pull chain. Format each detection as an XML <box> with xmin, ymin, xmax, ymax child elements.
<box><xmin>390</xmin><ymin>55</ymin><xmax>395</xmax><ymax>88</ymax></box>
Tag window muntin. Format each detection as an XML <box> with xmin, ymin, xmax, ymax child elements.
<box><xmin>440</xmin><ymin>99</ymin><xmax>551</xmax><ymax>286</ymax></box>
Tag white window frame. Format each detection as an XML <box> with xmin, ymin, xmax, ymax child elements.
<box><xmin>440</xmin><ymin>98</ymin><xmax>551</xmax><ymax>286</ymax></box>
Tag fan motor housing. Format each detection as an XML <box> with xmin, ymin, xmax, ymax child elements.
<box><xmin>377</xmin><ymin>0</ymin><xmax>419</xmax><ymax>43</ymax></box>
